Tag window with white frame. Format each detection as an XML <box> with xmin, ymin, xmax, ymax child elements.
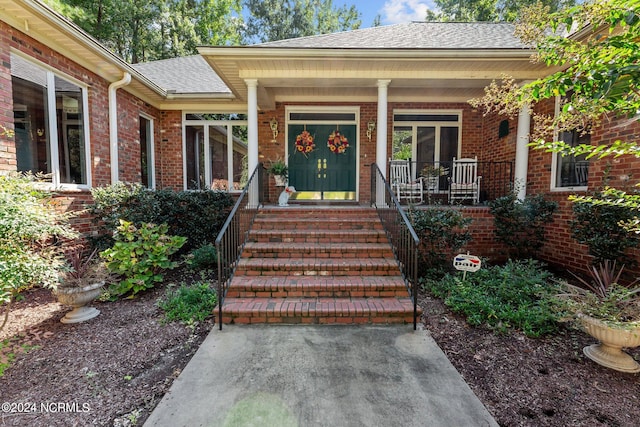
<box><xmin>139</xmin><ymin>115</ymin><xmax>155</xmax><ymax>189</ymax></box>
<box><xmin>392</xmin><ymin>111</ymin><xmax>461</xmax><ymax>180</ymax></box>
<box><xmin>551</xmin><ymin>95</ymin><xmax>590</xmax><ymax>190</ymax></box>
<box><xmin>183</xmin><ymin>114</ymin><xmax>248</xmax><ymax>191</ymax></box>
<box><xmin>10</xmin><ymin>53</ymin><xmax>90</xmax><ymax>187</ymax></box>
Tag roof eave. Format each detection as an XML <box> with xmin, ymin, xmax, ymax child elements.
<box><xmin>3</xmin><ymin>0</ymin><xmax>167</xmax><ymax>97</ymax></box>
<box><xmin>198</xmin><ymin>46</ymin><xmax>535</xmax><ymax>60</ymax></box>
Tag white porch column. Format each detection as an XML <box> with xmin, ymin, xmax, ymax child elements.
<box><xmin>376</xmin><ymin>80</ymin><xmax>391</xmax><ymax>206</ymax></box>
<box><xmin>514</xmin><ymin>103</ymin><xmax>531</xmax><ymax>200</ymax></box>
<box><xmin>376</xmin><ymin>80</ymin><xmax>391</xmax><ymax>177</ymax></box>
<box><xmin>245</xmin><ymin>79</ymin><xmax>259</xmax><ymax>206</ymax></box>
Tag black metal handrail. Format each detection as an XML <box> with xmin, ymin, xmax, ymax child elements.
<box><xmin>370</xmin><ymin>163</ymin><xmax>420</xmax><ymax>330</ymax></box>
<box><xmin>215</xmin><ymin>163</ymin><xmax>264</xmax><ymax>330</ymax></box>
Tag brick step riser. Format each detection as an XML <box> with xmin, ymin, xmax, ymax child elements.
<box><xmin>249</xmin><ymin>236</ymin><xmax>390</xmax><ymax>244</ymax></box>
<box><xmin>257</xmin><ymin>211</ymin><xmax>378</xmax><ymax>219</ymax></box>
<box><xmin>226</xmin><ymin>280</ymin><xmax>408</xmax><ymax>298</ymax></box>
<box><xmin>256</xmin><ymin>215</ymin><xmax>380</xmax><ymax>222</ymax></box>
<box><xmin>241</xmin><ymin>249</ymin><xmax>394</xmax><ymax>259</ymax></box>
<box><xmin>252</xmin><ymin>223</ymin><xmax>383</xmax><ymax>231</ymax></box>
<box><xmin>226</xmin><ymin>290</ymin><xmax>409</xmax><ymax>298</ymax></box>
<box><xmin>220</xmin><ymin>315</ymin><xmax>414</xmax><ymax>325</ymax></box>
<box><xmin>235</xmin><ymin>266</ymin><xmax>398</xmax><ymax>277</ymax></box>
<box><xmin>217</xmin><ymin>299</ymin><xmax>417</xmax><ymax>325</ymax></box>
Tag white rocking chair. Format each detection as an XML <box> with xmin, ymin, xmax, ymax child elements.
<box><xmin>448</xmin><ymin>157</ymin><xmax>482</xmax><ymax>205</ymax></box>
<box><xmin>389</xmin><ymin>160</ymin><xmax>423</xmax><ymax>204</ymax></box>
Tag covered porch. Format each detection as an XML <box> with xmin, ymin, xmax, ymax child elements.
<box><xmin>198</xmin><ymin>22</ymin><xmax>559</xmax><ymax>205</ymax></box>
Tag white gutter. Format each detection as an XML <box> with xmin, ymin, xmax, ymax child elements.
<box><xmin>109</xmin><ymin>72</ymin><xmax>132</xmax><ymax>184</ymax></box>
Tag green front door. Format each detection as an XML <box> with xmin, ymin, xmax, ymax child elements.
<box><xmin>288</xmin><ymin>124</ymin><xmax>357</xmax><ymax>200</ymax></box>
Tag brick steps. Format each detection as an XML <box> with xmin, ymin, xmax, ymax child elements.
<box><xmin>220</xmin><ymin>206</ymin><xmax>419</xmax><ymax>325</ymax></box>
<box><xmin>235</xmin><ymin>258</ymin><xmax>400</xmax><ymax>276</ymax></box>
<box><xmin>252</xmin><ymin>217</ymin><xmax>383</xmax><ymax>231</ymax></box>
<box><xmin>249</xmin><ymin>229</ymin><xmax>389</xmax><ymax>244</ymax></box>
<box><xmin>242</xmin><ymin>242</ymin><xmax>394</xmax><ymax>259</ymax></box>
<box><xmin>225</xmin><ymin>276</ymin><xmax>409</xmax><ymax>298</ymax></box>
<box><xmin>218</xmin><ymin>297</ymin><xmax>416</xmax><ymax>325</ymax></box>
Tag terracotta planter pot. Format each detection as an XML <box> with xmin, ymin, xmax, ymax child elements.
<box><xmin>579</xmin><ymin>314</ymin><xmax>640</xmax><ymax>373</ymax></box>
<box><xmin>55</xmin><ymin>281</ymin><xmax>104</xmax><ymax>324</ymax></box>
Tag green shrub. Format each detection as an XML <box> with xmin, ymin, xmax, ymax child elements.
<box><xmin>422</xmin><ymin>259</ymin><xmax>560</xmax><ymax>337</ymax></box>
<box><xmin>100</xmin><ymin>220</ymin><xmax>187</xmax><ymax>298</ymax></box>
<box><xmin>185</xmin><ymin>244</ymin><xmax>218</xmax><ymax>271</ymax></box>
<box><xmin>159</xmin><ymin>282</ymin><xmax>217</xmax><ymax>325</ymax></box>
<box><xmin>408</xmin><ymin>207</ymin><xmax>472</xmax><ymax>277</ymax></box>
<box><xmin>90</xmin><ymin>183</ymin><xmax>233</xmax><ymax>252</ymax></box>
<box><xmin>489</xmin><ymin>192</ymin><xmax>558</xmax><ymax>259</ymax></box>
<box><xmin>0</xmin><ymin>174</ymin><xmax>77</xmax><ymax>309</ymax></box>
<box><xmin>570</xmin><ymin>196</ymin><xmax>639</xmax><ymax>265</ymax></box>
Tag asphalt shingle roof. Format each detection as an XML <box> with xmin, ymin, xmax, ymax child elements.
<box><xmin>132</xmin><ymin>22</ymin><xmax>528</xmax><ymax>94</ymax></box>
<box><xmin>257</xmin><ymin>22</ymin><xmax>527</xmax><ymax>50</ymax></box>
<box><xmin>131</xmin><ymin>55</ymin><xmax>230</xmax><ymax>94</ymax></box>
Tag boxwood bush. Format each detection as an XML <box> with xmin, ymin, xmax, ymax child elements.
<box><xmin>90</xmin><ymin>183</ymin><xmax>233</xmax><ymax>252</ymax></box>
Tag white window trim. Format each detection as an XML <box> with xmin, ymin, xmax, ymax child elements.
<box><xmin>182</xmin><ymin>113</ymin><xmax>248</xmax><ymax>192</ymax></box>
<box><xmin>392</xmin><ymin>109</ymin><xmax>463</xmax><ymax>166</ymax></box>
<box><xmin>140</xmin><ymin>114</ymin><xmax>155</xmax><ymax>189</ymax></box>
<box><xmin>11</xmin><ymin>50</ymin><xmax>92</xmax><ymax>190</ymax></box>
<box><xmin>549</xmin><ymin>96</ymin><xmax>588</xmax><ymax>192</ymax></box>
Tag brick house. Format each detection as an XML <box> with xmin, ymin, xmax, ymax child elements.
<box><xmin>1</xmin><ymin>0</ymin><xmax>638</xmax><ymax>272</ymax></box>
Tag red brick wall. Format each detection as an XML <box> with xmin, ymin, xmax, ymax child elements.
<box><xmin>159</xmin><ymin>110</ymin><xmax>183</xmax><ymax>189</ymax></box>
<box><xmin>0</xmin><ymin>23</ymin><xmax>14</xmax><ymax>172</ymax></box>
<box><xmin>460</xmin><ymin>207</ymin><xmax>508</xmax><ymax>263</ymax></box>
<box><xmin>483</xmin><ymin>101</ymin><xmax>640</xmax><ymax>271</ymax></box>
<box><xmin>114</xmin><ymin>91</ymin><xmax>161</xmax><ymax>184</ymax></box>
<box><xmin>0</xmin><ymin>22</ymin><xmax>170</xmax><ymax>234</ymax></box>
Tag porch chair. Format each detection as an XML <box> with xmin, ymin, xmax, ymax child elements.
<box><xmin>448</xmin><ymin>157</ymin><xmax>482</xmax><ymax>205</ymax></box>
<box><xmin>389</xmin><ymin>160</ymin><xmax>423</xmax><ymax>204</ymax></box>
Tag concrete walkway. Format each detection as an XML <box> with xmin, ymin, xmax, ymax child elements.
<box><xmin>144</xmin><ymin>325</ymin><xmax>498</xmax><ymax>427</ymax></box>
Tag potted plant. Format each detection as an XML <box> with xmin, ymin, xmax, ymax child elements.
<box><xmin>267</xmin><ymin>158</ymin><xmax>288</xmax><ymax>186</ymax></box>
<box><xmin>555</xmin><ymin>261</ymin><xmax>640</xmax><ymax>373</ymax></box>
<box><xmin>55</xmin><ymin>243</ymin><xmax>110</xmax><ymax>323</ymax></box>
<box><xmin>420</xmin><ymin>164</ymin><xmax>449</xmax><ymax>191</ymax></box>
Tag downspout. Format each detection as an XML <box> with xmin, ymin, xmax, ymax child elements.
<box><xmin>109</xmin><ymin>73</ymin><xmax>132</xmax><ymax>184</ymax></box>
<box><xmin>514</xmin><ymin>104</ymin><xmax>531</xmax><ymax>200</ymax></box>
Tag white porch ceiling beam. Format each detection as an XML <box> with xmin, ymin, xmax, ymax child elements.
<box><xmin>238</xmin><ymin>69</ymin><xmax>543</xmax><ymax>81</ymax></box>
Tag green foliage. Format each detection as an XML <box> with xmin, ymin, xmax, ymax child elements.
<box><xmin>489</xmin><ymin>192</ymin><xmax>558</xmax><ymax>259</ymax></box>
<box><xmin>555</xmin><ymin>261</ymin><xmax>640</xmax><ymax>325</ymax></box>
<box><xmin>408</xmin><ymin>208</ymin><xmax>472</xmax><ymax>276</ymax></box>
<box><xmin>0</xmin><ymin>339</ymin><xmax>39</xmax><ymax>377</ymax></box>
<box><xmin>423</xmin><ymin>259</ymin><xmax>561</xmax><ymax>337</ymax></box>
<box><xmin>47</xmin><ymin>0</ymin><xmax>243</xmax><ymax>62</ymax></box>
<box><xmin>570</xmin><ymin>193</ymin><xmax>640</xmax><ymax>264</ymax></box>
<box><xmin>244</xmin><ymin>0</ymin><xmax>361</xmax><ymax>43</ymax></box>
<box><xmin>0</xmin><ymin>174</ymin><xmax>77</xmax><ymax>310</ymax></box>
<box><xmin>89</xmin><ymin>183</ymin><xmax>233</xmax><ymax>252</ymax></box>
<box><xmin>426</xmin><ymin>0</ymin><xmax>575</xmax><ymax>22</ymax></box>
<box><xmin>266</xmin><ymin>158</ymin><xmax>288</xmax><ymax>178</ymax></box>
<box><xmin>185</xmin><ymin>244</ymin><xmax>218</xmax><ymax>271</ymax></box>
<box><xmin>158</xmin><ymin>281</ymin><xmax>218</xmax><ymax>325</ymax></box>
<box><xmin>100</xmin><ymin>220</ymin><xmax>186</xmax><ymax>298</ymax></box>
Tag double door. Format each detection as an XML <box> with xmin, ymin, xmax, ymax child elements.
<box><xmin>287</xmin><ymin>124</ymin><xmax>357</xmax><ymax>201</ymax></box>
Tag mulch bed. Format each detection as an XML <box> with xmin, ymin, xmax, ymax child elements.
<box><xmin>1</xmin><ymin>270</ymin><xmax>639</xmax><ymax>426</ymax></box>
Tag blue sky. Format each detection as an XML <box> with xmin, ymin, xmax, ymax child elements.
<box><xmin>344</xmin><ymin>0</ymin><xmax>437</xmax><ymax>27</ymax></box>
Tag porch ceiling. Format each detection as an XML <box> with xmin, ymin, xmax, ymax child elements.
<box><xmin>199</xmin><ymin>47</ymin><xmax>560</xmax><ymax>109</ymax></box>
